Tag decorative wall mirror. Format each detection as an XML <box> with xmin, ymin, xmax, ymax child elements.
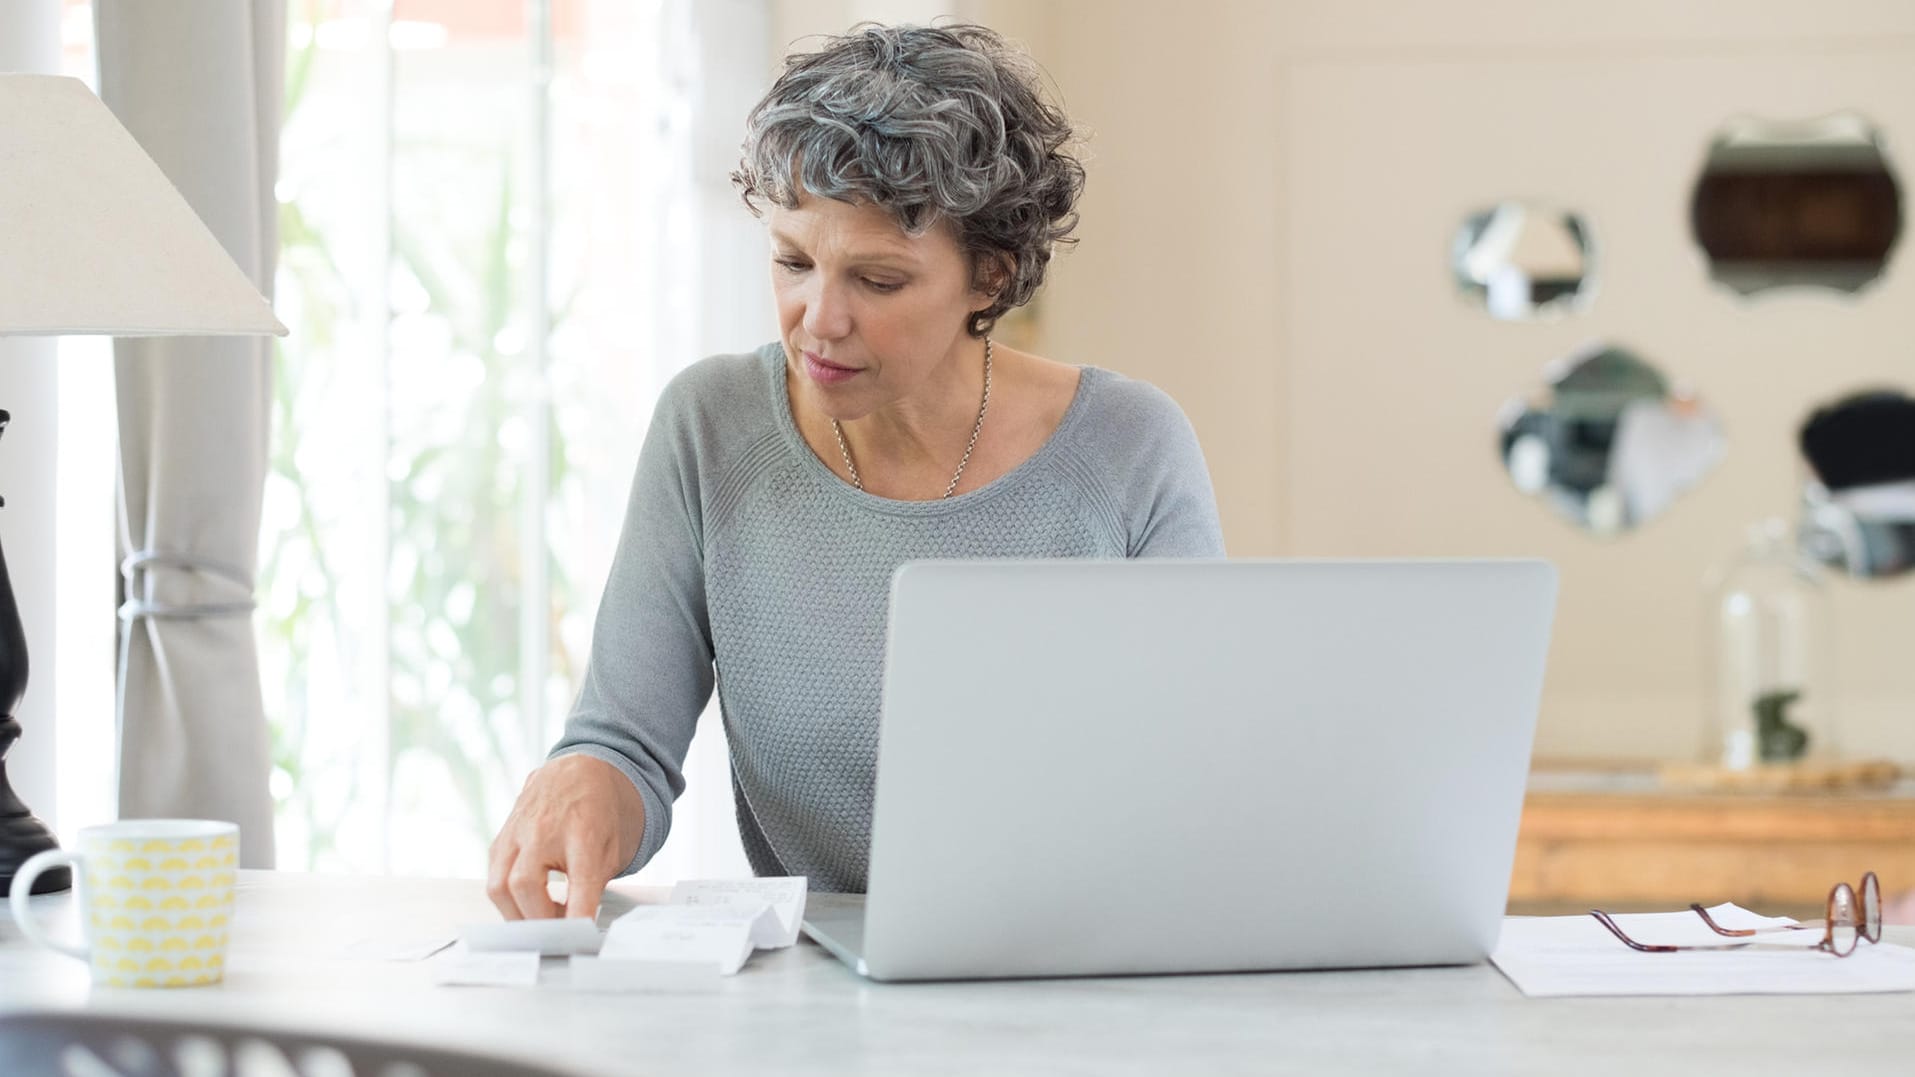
<box><xmin>1452</xmin><ymin>202</ymin><xmax>1595</xmax><ymax>320</ymax></box>
<box><xmin>1690</xmin><ymin>112</ymin><xmax>1903</xmax><ymax>296</ymax></box>
<box><xmin>1498</xmin><ymin>342</ymin><xmax>1724</xmax><ymax>536</ymax></box>
<box><xmin>1797</xmin><ymin>389</ymin><xmax>1915</xmax><ymax>579</ymax></box>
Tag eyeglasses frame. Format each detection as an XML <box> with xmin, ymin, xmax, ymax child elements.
<box><xmin>1590</xmin><ymin>872</ymin><xmax>1883</xmax><ymax>958</ymax></box>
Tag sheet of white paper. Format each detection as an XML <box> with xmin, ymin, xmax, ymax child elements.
<box><xmin>601</xmin><ymin>906</ymin><xmax>757</xmax><ymax>975</ymax></box>
<box><xmin>567</xmin><ymin>955</ymin><xmax>725</xmax><ymax>993</ymax></box>
<box><xmin>340</xmin><ymin>934</ymin><xmax>457</xmax><ymax>962</ymax></box>
<box><xmin>1492</xmin><ymin>903</ymin><xmax>1915</xmax><ymax>997</ymax></box>
<box><xmin>459</xmin><ymin>917</ymin><xmax>602</xmax><ymax>956</ymax></box>
<box><xmin>431</xmin><ymin>947</ymin><xmax>541</xmax><ymax>987</ymax></box>
<box><xmin>727</xmin><ymin>903</ymin><xmax>788</xmax><ymax>951</ymax></box>
<box><xmin>669</xmin><ymin>877</ymin><xmax>808</xmax><ymax>948</ymax></box>
<box><xmin>636</xmin><ymin>897</ymin><xmax>784</xmax><ymax>950</ymax></box>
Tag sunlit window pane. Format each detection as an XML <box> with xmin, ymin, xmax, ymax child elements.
<box><xmin>263</xmin><ymin>0</ymin><xmax>756</xmax><ymax>878</ymax></box>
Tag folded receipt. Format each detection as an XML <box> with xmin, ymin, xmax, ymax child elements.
<box><xmin>453</xmin><ymin>876</ymin><xmax>808</xmax><ymax>982</ymax></box>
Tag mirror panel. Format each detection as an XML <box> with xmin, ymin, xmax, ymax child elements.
<box><xmin>1798</xmin><ymin>389</ymin><xmax>1915</xmax><ymax>579</ymax></box>
<box><xmin>1452</xmin><ymin>202</ymin><xmax>1594</xmax><ymax>320</ymax></box>
<box><xmin>1691</xmin><ymin>112</ymin><xmax>1903</xmax><ymax>296</ymax></box>
<box><xmin>1499</xmin><ymin>343</ymin><xmax>1724</xmax><ymax>536</ymax></box>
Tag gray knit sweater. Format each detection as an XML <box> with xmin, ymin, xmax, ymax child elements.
<box><xmin>551</xmin><ymin>342</ymin><xmax>1226</xmax><ymax>892</ymax></box>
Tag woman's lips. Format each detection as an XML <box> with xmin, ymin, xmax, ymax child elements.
<box><xmin>802</xmin><ymin>350</ymin><xmax>861</xmax><ymax>385</ymax></box>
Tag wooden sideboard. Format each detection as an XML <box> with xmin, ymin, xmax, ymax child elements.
<box><xmin>1509</xmin><ymin>764</ymin><xmax>1915</xmax><ymax>918</ymax></box>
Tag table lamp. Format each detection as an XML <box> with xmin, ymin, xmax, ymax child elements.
<box><xmin>0</xmin><ymin>73</ymin><xmax>285</xmax><ymax>896</ymax></box>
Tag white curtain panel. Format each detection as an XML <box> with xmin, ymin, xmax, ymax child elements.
<box><xmin>96</xmin><ymin>0</ymin><xmax>285</xmax><ymax>867</ymax></box>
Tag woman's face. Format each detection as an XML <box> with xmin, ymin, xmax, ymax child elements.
<box><xmin>769</xmin><ymin>194</ymin><xmax>995</xmax><ymax>422</ymax></box>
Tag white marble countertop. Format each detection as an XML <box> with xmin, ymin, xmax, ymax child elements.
<box><xmin>5</xmin><ymin>871</ymin><xmax>1914</xmax><ymax>1075</ymax></box>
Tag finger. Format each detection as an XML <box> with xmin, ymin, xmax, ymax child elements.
<box><xmin>508</xmin><ymin>859</ymin><xmax>564</xmax><ymax>920</ymax></box>
<box><xmin>486</xmin><ymin>831</ymin><xmax>523</xmax><ymax>919</ymax></box>
<box><xmin>563</xmin><ymin>856</ymin><xmax>610</xmax><ymax>922</ymax></box>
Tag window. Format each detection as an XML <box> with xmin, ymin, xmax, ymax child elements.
<box><xmin>58</xmin><ymin>0</ymin><xmax>767</xmax><ymax>880</ymax></box>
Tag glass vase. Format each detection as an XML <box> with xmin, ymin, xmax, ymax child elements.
<box><xmin>1706</xmin><ymin>519</ymin><xmax>1835</xmax><ymax>769</ymax></box>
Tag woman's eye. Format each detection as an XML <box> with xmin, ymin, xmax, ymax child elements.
<box><xmin>774</xmin><ymin>259</ymin><xmax>808</xmax><ymax>273</ymax></box>
<box><xmin>863</xmin><ymin>278</ymin><xmax>904</xmax><ymax>294</ymax></box>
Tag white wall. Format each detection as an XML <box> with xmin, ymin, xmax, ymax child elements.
<box><xmin>1031</xmin><ymin>1</ymin><xmax>1915</xmax><ymax>763</ymax></box>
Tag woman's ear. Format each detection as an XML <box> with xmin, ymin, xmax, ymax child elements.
<box><xmin>971</xmin><ymin>252</ymin><xmax>1014</xmax><ymax>309</ymax></box>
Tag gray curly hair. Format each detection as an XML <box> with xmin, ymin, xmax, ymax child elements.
<box><xmin>732</xmin><ymin>23</ymin><xmax>1086</xmax><ymax>337</ymax></box>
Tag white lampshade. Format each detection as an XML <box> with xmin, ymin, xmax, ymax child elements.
<box><xmin>0</xmin><ymin>73</ymin><xmax>284</xmax><ymax>337</ymax></box>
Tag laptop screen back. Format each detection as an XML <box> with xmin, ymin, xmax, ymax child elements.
<box><xmin>860</xmin><ymin>559</ymin><xmax>1557</xmax><ymax>981</ymax></box>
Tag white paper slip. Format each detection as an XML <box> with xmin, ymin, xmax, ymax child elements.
<box><xmin>432</xmin><ymin>948</ymin><xmax>542</xmax><ymax>987</ymax></box>
<box><xmin>340</xmin><ymin>933</ymin><xmax>457</xmax><ymax>962</ymax></box>
<box><xmin>669</xmin><ymin>877</ymin><xmax>809</xmax><ymax>948</ymax></box>
<box><xmin>460</xmin><ymin>916</ymin><xmax>602</xmax><ymax>956</ymax></box>
<box><xmin>601</xmin><ymin>907</ymin><xmax>757</xmax><ymax>975</ymax></box>
<box><xmin>567</xmin><ymin>955</ymin><xmax>725</xmax><ymax>993</ymax></box>
<box><xmin>637</xmin><ymin>896</ymin><xmax>784</xmax><ymax>951</ymax></box>
<box><xmin>1492</xmin><ymin>903</ymin><xmax>1915</xmax><ymax>997</ymax></box>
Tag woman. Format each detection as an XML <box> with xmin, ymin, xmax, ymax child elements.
<box><xmin>487</xmin><ymin>23</ymin><xmax>1224</xmax><ymax>919</ymax></box>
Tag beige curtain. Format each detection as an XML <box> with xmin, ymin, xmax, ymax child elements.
<box><xmin>96</xmin><ymin>0</ymin><xmax>285</xmax><ymax>867</ymax></box>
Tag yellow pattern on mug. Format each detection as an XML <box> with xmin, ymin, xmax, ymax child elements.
<box><xmin>7</xmin><ymin>819</ymin><xmax>240</xmax><ymax>989</ymax></box>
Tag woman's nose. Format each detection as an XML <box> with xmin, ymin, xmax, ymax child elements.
<box><xmin>802</xmin><ymin>280</ymin><xmax>851</xmax><ymax>341</ymax></box>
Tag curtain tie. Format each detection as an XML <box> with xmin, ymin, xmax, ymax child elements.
<box><xmin>118</xmin><ymin>550</ymin><xmax>257</xmax><ymax>622</ymax></box>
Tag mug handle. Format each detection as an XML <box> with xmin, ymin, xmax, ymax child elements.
<box><xmin>9</xmin><ymin>849</ymin><xmax>89</xmax><ymax>962</ymax></box>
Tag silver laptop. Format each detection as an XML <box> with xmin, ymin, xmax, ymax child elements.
<box><xmin>802</xmin><ymin>559</ymin><xmax>1557</xmax><ymax>982</ymax></box>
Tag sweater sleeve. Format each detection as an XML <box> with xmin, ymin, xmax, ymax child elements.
<box><xmin>548</xmin><ymin>373</ymin><xmax>716</xmax><ymax>877</ymax></box>
<box><xmin>1102</xmin><ymin>377</ymin><xmax>1228</xmax><ymax>558</ymax></box>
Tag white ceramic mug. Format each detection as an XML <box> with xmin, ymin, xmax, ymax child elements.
<box><xmin>8</xmin><ymin>819</ymin><xmax>239</xmax><ymax>987</ymax></box>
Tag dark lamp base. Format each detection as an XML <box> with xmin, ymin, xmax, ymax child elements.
<box><xmin>0</xmin><ymin>414</ymin><xmax>68</xmax><ymax>897</ymax></box>
<box><xmin>0</xmin><ymin>809</ymin><xmax>69</xmax><ymax>896</ymax></box>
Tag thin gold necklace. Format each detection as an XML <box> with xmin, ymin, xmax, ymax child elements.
<box><xmin>832</xmin><ymin>337</ymin><xmax>992</xmax><ymax>499</ymax></box>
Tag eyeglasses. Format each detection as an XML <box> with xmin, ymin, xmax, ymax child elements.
<box><xmin>1591</xmin><ymin>872</ymin><xmax>1883</xmax><ymax>958</ymax></box>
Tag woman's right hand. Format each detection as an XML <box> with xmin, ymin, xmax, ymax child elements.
<box><xmin>486</xmin><ymin>753</ymin><xmax>646</xmax><ymax>920</ymax></box>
